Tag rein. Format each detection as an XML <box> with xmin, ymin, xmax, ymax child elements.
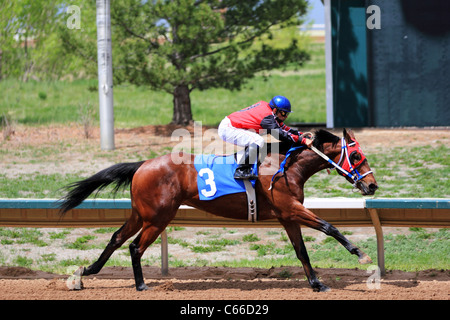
<box><xmin>268</xmin><ymin>145</ymin><xmax>304</xmax><ymax>190</ymax></box>
<box><xmin>268</xmin><ymin>135</ymin><xmax>372</xmax><ymax>190</ymax></box>
<box><xmin>311</xmin><ymin>137</ymin><xmax>372</xmax><ymax>187</ymax></box>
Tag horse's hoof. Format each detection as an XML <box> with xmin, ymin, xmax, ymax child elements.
<box><xmin>66</xmin><ymin>266</ymin><xmax>84</xmax><ymax>290</ymax></box>
<box><xmin>313</xmin><ymin>284</ymin><xmax>331</xmax><ymax>292</ymax></box>
<box><xmin>136</xmin><ymin>284</ymin><xmax>150</xmax><ymax>291</ymax></box>
<box><xmin>359</xmin><ymin>254</ymin><xmax>373</xmax><ymax>265</ymax></box>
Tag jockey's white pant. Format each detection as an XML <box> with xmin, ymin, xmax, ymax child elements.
<box><xmin>218</xmin><ymin>117</ymin><xmax>265</xmax><ymax>148</ymax></box>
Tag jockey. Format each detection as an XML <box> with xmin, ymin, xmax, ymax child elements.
<box><xmin>218</xmin><ymin>95</ymin><xmax>313</xmax><ymax>180</ymax></box>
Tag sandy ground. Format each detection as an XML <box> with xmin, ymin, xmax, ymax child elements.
<box><xmin>0</xmin><ymin>266</ymin><xmax>448</xmax><ymax>300</ymax></box>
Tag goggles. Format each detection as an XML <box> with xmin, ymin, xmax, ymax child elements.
<box><xmin>277</xmin><ymin>110</ymin><xmax>288</xmax><ymax>117</ymax></box>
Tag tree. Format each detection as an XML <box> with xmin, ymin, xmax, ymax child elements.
<box><xmin>0</xmin><ymin>1</ymin><xmax>18</xmax><ymax>80</ymax></box>
<box><xmin>0</xmin><ymin>0</ymin><xmax>70</xmax><ymax>81</ymax></box>
<box><xmin>61</xmin><ymin>0</ymin><xmax>311</xmax><ymax>125</ymax></box>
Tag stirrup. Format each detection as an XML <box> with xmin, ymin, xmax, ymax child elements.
<box><xmin>234</xmin><ymin>165</ymin><xmax>258</xmax><ymax>180</ymax></box>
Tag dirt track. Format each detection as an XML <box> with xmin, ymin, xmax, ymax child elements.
<box><xmin>0</xmin><ymin>266</ymin><xmax>448</xmax><ymax>300</ymax></box>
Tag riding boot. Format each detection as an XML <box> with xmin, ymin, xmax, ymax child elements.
<box><xmin>234</xmin><ymin>144</ymin><xmax>259</xmax><ymax>180</ymax></box>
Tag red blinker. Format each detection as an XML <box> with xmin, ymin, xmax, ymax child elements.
<box><xmin>341</xmin><ymin>139</ymin><xmax>366</xmax><ymax>172</ymax></box>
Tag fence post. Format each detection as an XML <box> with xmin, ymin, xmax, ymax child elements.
<box><xmin>160</xmin><ymin>230</ymin><xmax>169</xmax><ymax>276</ymax></box>
<box><xmin>368</xmin><ymin>208</ymin><xmax>385</xmax><ymax>276</ymax></box>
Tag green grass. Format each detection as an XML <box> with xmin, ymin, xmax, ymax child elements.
<box><xmin>191</xmin><ymin>238</ymin><xmax>242</xmax><ymax>253</ymax></box>
<box><xmin>0</xmin><ymin>42</ymin><xmax>325</xmax><ymax>128</ymax></box>
<box><xmin>304</xmin><ymin>142</ymin><xmax>449</xmax><ymax>198</ymax></box>
<box><xmin>0</xmin><ymin>173</ymin><xmax>128</xmax><ymax>199</ymax></box>
<box><xmin>242</xmin><ymin>233</ymin><xmax>260</xmax><ymax>242</ymax></box>
<box><xmin>0</xmin><ymin>226</ymin><xmax>448</xmax><ymax>274</ymax></box>
<box><xmin>0</xmin><ymin>173</ymin><xmax>82</xmax><ymax>199</ymax></box>
<box><xmin>0</xmin><ymin>141</ymin><xmax>447</xmax><ymax>199</ymax></box>
<box><xmin>0</xmin><ymin>228</ymin><xmax>47</xmax><ymax>247</ymax></box>
<box><xmin>190</xmin><ymin>72</ymin><xmax>326</xmax><ymax>126</ymax></box>
<box><xmin>14</xmin><ymin>256</ymin><xmax>34</xmax><ymax>268</ymax></box>
<box><xmin>66</xmin><ymin>235</ymin><xmax>97</xmax><ymax>250</ymax></box>
<box><xmin>213</xmin><ymin>229</ymin><xmax>450</xmax><ymax>272</ymax></box>
<box><xmin>0</xmin><ymin>74</ymin><xmax>325</xmax><ymax>127</ymax></box>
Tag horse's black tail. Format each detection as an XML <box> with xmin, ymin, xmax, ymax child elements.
<box><xmin>58</xmin><ymin>161</ymin><xmax>145</xmax><ymax>214</ymax></box>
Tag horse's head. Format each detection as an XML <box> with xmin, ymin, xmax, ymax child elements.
<box><xmin>266</xmin><ymin>129</ymin><xmax>378</xmax><ymax>196</ymax></box>
<box><xmin>332</xmin><ymin>129</ymin><xmax>378</xmax><ymax>196</ymax></box>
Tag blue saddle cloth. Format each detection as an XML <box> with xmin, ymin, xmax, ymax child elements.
<box><xmin>194</xmin><ymin>154</ymin><xmax>256</xmax><ymax>201</ymax></box>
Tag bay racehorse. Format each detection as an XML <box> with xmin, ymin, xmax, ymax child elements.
<box><xmin>59</xmin><ymin>128</ymin><xmax>378</xmax><ymax>292</ymax></box>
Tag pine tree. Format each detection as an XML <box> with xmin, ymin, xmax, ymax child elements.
<box><xmin>62</xmin><ymin>0</ymin><xmax>311</xmax><ymax>125</ymax></box>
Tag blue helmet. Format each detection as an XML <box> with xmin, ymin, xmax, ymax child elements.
<box><xmin>269</xmin><ymin>95</ymin><xmax>292</xmax><ymax>113</ymax></box>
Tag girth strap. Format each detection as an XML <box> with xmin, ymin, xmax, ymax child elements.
<box><xmin>243</xmin><ymin>179</ymin><xmax>257</xmax><ymax>222</ymax></box>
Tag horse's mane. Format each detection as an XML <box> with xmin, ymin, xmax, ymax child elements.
<box><xmin>312</xmin><ymin>129</ymin><xmax>340</xmax><ymax>149</ymax></box>
<box><xmin>267</xmin><ymin>129</ymin><xmax>340</xmax><ymax>155</ymax></box>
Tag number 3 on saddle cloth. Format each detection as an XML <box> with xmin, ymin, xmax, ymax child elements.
<box><xmin>194</xmin><ymin>154</ymin><xmax>256</xmax><ymax>201</ymax></box>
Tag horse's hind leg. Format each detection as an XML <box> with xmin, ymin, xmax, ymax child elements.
<box><xmin>279</xmin><ymin>220</ymin><xmax>330</xmax><ymax>292</ymax></box>
<box><xmin>82</xmin><ymin>209</ymin><xmax>143</xmax><ymax>277</ymax></box>
<box><xmin>129</xmin><ymin>223</ymin><xmax>164</xmax><ymax>291</ymax></box>
<box><xmin>129</xmin><ymin>210</ymin><xmax>176</xmax><ymax>291</ymax></box>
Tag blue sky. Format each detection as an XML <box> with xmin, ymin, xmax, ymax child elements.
<box><xmin>305</xmin><ymin>0</ymin><xmax>325</xmax><ymax>25</ymax></box>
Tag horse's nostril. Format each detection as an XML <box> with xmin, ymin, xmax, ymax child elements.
<box><xmin>369</xmin><ymin>183</ymin><xmax>378</xmax><ymax>192</ymax></box>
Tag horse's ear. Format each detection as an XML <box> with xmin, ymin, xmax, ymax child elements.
<box><xmin>343</xmin><ymin>128</ymin><xmax>355</xmax><ymax>142</ymax></box>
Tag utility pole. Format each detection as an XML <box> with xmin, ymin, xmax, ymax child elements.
<box><xmin>96</xmin><ymin>0</ymin><xmax>115</xmax><ymax>150</ymax></box>
<box><xmin>324</xmin><ymin>0</ymin><xmax>334</xmax><ymax>129</ymax></box>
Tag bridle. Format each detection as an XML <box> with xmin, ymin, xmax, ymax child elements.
<box><xmin>310</xmin><ymin>137</ymin><xmax>373</xmax><ymax>187</ymax></box>
<box><xmin>268</xmin><ymin>134</ymin><xmax>373</xmax><ymax>190</ymax></box>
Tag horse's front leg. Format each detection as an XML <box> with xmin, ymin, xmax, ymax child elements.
<box><xmin>320</xmin><ymin>219</ymin><xmax>372</xmax><ymax>264</ymax></box>
<box><xmin>285</xmin><ymin>204</ymin><xmax>372</xmax><ymax>265</ymax></box>
<box><xmin>278</xmin><ymin>219</ymin><xmax>330</xmax><ymax>292</ymax></box>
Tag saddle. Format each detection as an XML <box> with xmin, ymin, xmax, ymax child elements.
<box><xmin>194</xmin><ymin>152</ymin><xmax>258</xmax><ymax>222</ymax></box>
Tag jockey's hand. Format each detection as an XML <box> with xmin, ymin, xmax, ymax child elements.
<box><xmin>303</xmin><ymin>138</ymin><xmax>313</xmax><ymax>148</ymax></box>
